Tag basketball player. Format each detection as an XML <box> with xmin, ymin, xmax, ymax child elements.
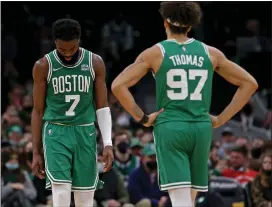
<box><xmin>111</xmin><ymin>2</ymin><xmax>258</xmax><ymax>207</ymax></box>
<box><xmin>31</xmin><ymin>19</ymin><xmax>114</xmax><ymax>207</ymax></box>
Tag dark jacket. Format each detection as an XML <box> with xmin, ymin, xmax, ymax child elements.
<box><xmin>127</xmin><ymin>164</ymin><xmax>167</xmax><ymax>207</ymax></box>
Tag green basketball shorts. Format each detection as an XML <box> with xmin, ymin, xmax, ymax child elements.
<box><xmin>42</xmin><ymin>121</ymin><xmax>102</xmax><ymax>191</ymax></box>
<box><xmin>153</xmin><ymin>121</ymin><xmax>212</xmax><ymax>192</ymax></box>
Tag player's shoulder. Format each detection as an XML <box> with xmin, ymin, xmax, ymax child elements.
<box><xmin>90</xmin><ymin>52</ymin><xmax>106</xmax><ymax>76</ymax></box>
<box><xmin>34</xmin><ymin>57</ymin><xmax>49</xmax><ymax>70</ymax></box>
<box><xmin>141</xmin><ymin>43</ymin><xmax>163</xmax><ymax>61</ymax></box>
<box><xmin>32</xmin><ymin>57</ymin><xmax>49</xmax><ymax>80</ymax></box>
<box><xmin>91</xmin><ymin>52</ymin><xmax>103</xmax><ymax>62</ymax></box>
<box><xmin>204</xmin><ymin>44</ymin><xmax>225</xmax><ymax>59</ymax></box>
<box><xmin>202</xmin><ymin>44</ymin><xmax>226</xmax><ymax>69</ymax></box>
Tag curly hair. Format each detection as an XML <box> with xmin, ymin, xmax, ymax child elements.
<box><xmin>52</xmin><ymin>18</ymin><xmax>81</xmax><ymax>41</ymax></box>
<box><xmin>159</xmin><ymin>1</ymin><xmax>202</xmax><ymax>34</ymax></box>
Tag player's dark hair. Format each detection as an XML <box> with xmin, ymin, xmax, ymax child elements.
<box><xmin>52</xmin><ymin>18</ymin><xmax>81</xmax><ymax>41</ymax></box>
<box><xmin>231</xmin><ymin>146</ymin><xmax>249</xmax><ymax>157</ymax></box>
<box><xmin>159</xmin><ymin>1</ymin><xmax>202</xmax><ymax>34</ymax></box>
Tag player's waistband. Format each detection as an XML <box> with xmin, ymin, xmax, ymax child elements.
<box><xmin>46</xmin><ymin>121</ymin><xmax>94</xmax><ymax>127</ymax></box>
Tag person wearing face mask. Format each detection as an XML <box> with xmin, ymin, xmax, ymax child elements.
<box><xmin>251</xmin><ymin>153</ymin><xmax>272</xmax><ymax>207</ymax></box>
<box><xmin>113</xmin><ymin>132</ymin><xmax>141</xmax><ymax>183</ymax></box>
<box><xmin>217</xmin><ymin>127</ymin><xmax>236</xmax><ymax>158</ymax></box>
<box><xmin>128</xmin><ymin>143</ymin><xmax>168</xmax><ymax>207</ymax></box>
<box><xmin>95</xmin><ymin>154</ymin><xmax>134</xmax><ymax>207</ymax></box>
<box><xmin>1</xmin><ymin>153</ymin><xmax>37</xmax><ymax>207</ymax></box>
<box><xmin>7</xmin><ymin>124</ymin><xmax>25</xmax><ymax>148</ymax></box>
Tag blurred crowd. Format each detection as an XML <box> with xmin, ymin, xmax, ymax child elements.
<box><xmin>1</xmin><ymin>2</ymin><xmax>272</xmax><ymax>207</ymax></box>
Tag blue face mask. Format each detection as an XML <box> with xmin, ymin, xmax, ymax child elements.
<box><xmin>5</xmin><ymin>163</ymin><xmax>19</xmax><ymax>170</ymax></box>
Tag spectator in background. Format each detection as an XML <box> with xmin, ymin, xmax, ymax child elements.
<box><xmin>222</xmin><ymin>146</ymin><xmax>258</xmax><ymax>186</ymax></box>
<box><xmin>8</xmin><ymin>85</ymin><xmax>25</xmax><ymax>110</ymax></box>
<box><xmin>208</xmin><ymin>143</ymin><xmax>220</xmax><ymax>170</ymax></box>
<box><xmin>140</xmin><ymin>131</ymin><xmax>154</xmax><ymax>146</ymax></box>
<box><xmin>130</xmin><ymin>138</ymin><xmax>143</xmax><ymax>157</ymax></box>
<box><xmin>211</xmin><ymin>159</ymin><xmax>229</xmax><ymax>177</ymax></box>
<box><xmin>251</xmin><ymin>138</ymin><xmax>265</xmax><ymax>159</ymax></box>
<box><xmin>235</xmin><ymin>137</ymin><xmax>249</xmax><ymax>148</ymax></box>
<box><xmin>2</xmin><ymin>105</ymin><xmax>21</xmax><ymax>127</ymax></box>
<box><xmin>95</xmin><ymin>153</ymin><xmax>134</xmax><ymax>207</ymax></box>
<box><xmin>251</xmin><ymin>153</ymin><xmax>272</xmax><ymax>207</ymax></box>
<box><xmin>135</xmin><ymin>129</ymin><xmax>145</xmax><ymax>140</ymax></box>
<box><xmin>128</xmin><ymin>143</ymin><xmax>168</xmax><ymax>207</ymax></box>
<box><xmin>1</xmin><ymin>152</ymin><xmax>37</xmax><ymax>207</ymax></box>
<box><xmin>113</xmin><ymin>132</ymin><xmax>141</xmax><ymax>183</ymax></box>
<box><xmin>7</xmin><ymin>124</ymin><xmax>25</xmax><ymax>148</ymax></box>
<box><xmin>218</xmin><ymin>127</ymin><xmax>235</xmax><ymax>158</ymax></box>
<box><xmin>249</xmin><ymin>138</ymin><xmax>265</xmax><ymax>171</ymax></box>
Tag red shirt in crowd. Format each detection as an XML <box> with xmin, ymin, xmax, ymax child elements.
<box><xmin>222</xmin><ymin>168</ymin><xmax>258</xmax><ymax>186</ymax></box>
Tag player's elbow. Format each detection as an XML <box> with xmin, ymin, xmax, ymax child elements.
<box><xmin>249</xmin><ymin>78</ymin><xmax>258</xmax><ymax>91</ymax></box>
<box><xmin>243</xmin><ymin>77</ymin><xmax>258</xmax><ymax>93</ymax></box>
<box><xmin>111</xmin><ymin>79</ymin><xmax>122</xmax><ymax>95</ymax></box>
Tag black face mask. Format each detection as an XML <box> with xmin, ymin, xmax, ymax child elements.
<box><xmin>146</xmin><ymin>161</ymin><xmax>157</xmax><ymax>171</ymax></box>
<box><xmin>251</xmin><ymin>147</ymin><xmax>262</xmax><ymax>159</ymax></box>
<box><xmin>117</xmin><ymin>142</ymin><xmax>129</xmax><ymax>154</ymax></box>
<box><xmin>57</xmin><ymin>49</ymin><xmax>80</xmax><ymax>65</ymax></box>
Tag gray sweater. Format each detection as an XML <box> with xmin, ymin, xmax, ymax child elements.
<box><xmin>1</xmin><ymin>170</ymin><xmax>37</xmax><ymax>201</ymax></box>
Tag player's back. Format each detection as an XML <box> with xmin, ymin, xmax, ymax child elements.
<box><xmin>43</xmin><ymin>47</ymin><xmax>96</xmax><ymax>125</ymax></box>
<box><xmin>155</xmin><ymin>38</ymin><xmax>214</xmax><ymax>126</ymax></box>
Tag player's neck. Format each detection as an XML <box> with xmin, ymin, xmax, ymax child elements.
<box><xmin>167</xmin><ymin>33</ymin><xmax>190</xmax><ymax>44</ymax></box>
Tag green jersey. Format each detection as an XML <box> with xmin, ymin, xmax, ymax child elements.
<box><xmin>154</xmin><ymin>38</ymin><xmax>214</xmax><ymax>126</ymax></box>
<box><xmin>43</xmin><ymin>48</ymin><xmax>96</xmax><ymax>125</ymax></box>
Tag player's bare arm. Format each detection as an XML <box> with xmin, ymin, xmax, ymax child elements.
<box><xmin>31</xmin><ymin>57</ymin><xmax>48</xmax><ymax>179</ymax></box>
<box><xmin>209</xmin><ymin>46</ymin><xmax>258</xmax><ymax>128</ymax></box>
<box><xmin>111</xmin><ymin>46</ymin><xmax>163</xmax><ymax>127</ymax></box>
<box><xmin>93</xmin><ymin>54</ymin><xmax>113</xmax><ymax>172</ymax></box>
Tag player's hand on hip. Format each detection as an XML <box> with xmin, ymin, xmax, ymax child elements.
<box><xmin>32</xmin><ymin>152</ymin><xmax>46</xmax><ymax>179</ymax></box>
<box><xmin>144</xmin><ymin>108</ymin><xmax>164</xmax><ymax>127</ymax></box>
<box><xmin>210</xmin><ymin>115</ymin><xmax>224</xmax><ymax>128</ymax></box>
<box><xmin>103</xmin><ymin>146</ymin><xmax>114</xmax><ymax>172</ymax></box>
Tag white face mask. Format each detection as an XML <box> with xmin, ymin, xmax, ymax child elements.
<box><xmin>97</xmin><ymin>162</ymin><xmax>104</xmax><ymax>173</ymax></box>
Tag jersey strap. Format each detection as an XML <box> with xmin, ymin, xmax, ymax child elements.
<box><xmin>45</xmin><ymin>54</ymin><xmax>53</xmax><ymax>83</ymax></box>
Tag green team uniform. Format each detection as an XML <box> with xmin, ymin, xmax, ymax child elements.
<box><xmin>153</xmin><ymin>38</ymin><xmax>214</xmax><ymax>192</ymax></box>
<box><xmin>43</xmin><ymin>47</ymin><xmax>101</xmax><ymax>191</ymax></box>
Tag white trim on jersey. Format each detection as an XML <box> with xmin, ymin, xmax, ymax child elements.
<box><xmin>156</xmin><ymin>43</ymin><xmax>165</xmax><ymax>57</ymax></box>
<box><xmin>89</xmin><ymin>51</ymin><xmax>95</xmax><ymax>80</ymax></box>
<box><xmin>52</xmin><ymin>48</ymin><xmax>85</xmax><ymax>68</ymax></box>
<box><xmin>45</xmin><ymin>54</ymin><xmax>53</xmax><ymax>83</ymax></box>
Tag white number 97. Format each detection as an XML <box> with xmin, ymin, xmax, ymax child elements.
<box><xmin>167</xmin><ymin>69</ymin><xmax>208</xmax><ymax>101</ymax></box>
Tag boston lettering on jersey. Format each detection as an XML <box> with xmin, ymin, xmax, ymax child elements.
<box><xmin>52</xmin><ymin>75</ymin><xmax>91</xmax><ymax>94</ymax></box>
<box><xmin>43</xmin><ymin>48</ymin><xmax>96</xmax><ymax>125</ymax></box>
<box><xmin>154</xmin><ymin>38</ymin><xmax>214</xmax><ymax>125</ymax></box>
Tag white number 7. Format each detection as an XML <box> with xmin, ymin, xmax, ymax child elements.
<box><xmin>65</xmin><ymin>95</ymin><xmax>80</xmax><ymax>116</ymax></box>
